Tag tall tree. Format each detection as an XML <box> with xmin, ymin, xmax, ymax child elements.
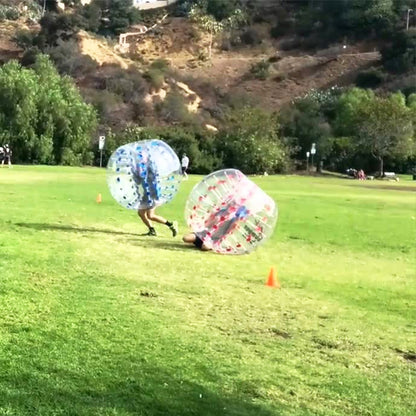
<box><xmin>0</xmin><ymin>55</ymin><xmax>97</xmax><ymax>165</ymax></box>
<box><xmin>84</xmin><ymin>0</ymin><xmax>141</xmax><ymax>35</ymax></box>
<box><xmin>335</xmin><ymin>88</ymin><xmax>415</xmax><ymax>175</ymax></box>
<box><xmin>355</xmin><ymin>93</ymin><xmax>415</xmax><ymax>176</ymax></box>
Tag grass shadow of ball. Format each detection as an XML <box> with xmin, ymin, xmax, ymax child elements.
<box><xmin>16</xmin><ymin>222</ymin><xmax>209</xmax><ymax>253</ymax></box>
<box><xmin>15</xmin><ymin>222</ymin><xmax>139</xmax><ymax>237</ymax></box>
<box><xmin>126</xmin><ymin>237</ymin><xmax>198</xmax><ymax>252</ymax></box>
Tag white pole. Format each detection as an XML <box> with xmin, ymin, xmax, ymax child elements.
<box><xmin>407</xmin><ymin>9</ymin><xmax>414</xmax><ymax>31</ymax></box>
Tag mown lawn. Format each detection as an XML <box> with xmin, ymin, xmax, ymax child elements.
<box><xmin>0</xmin><ymin>166</ymin><xmax>415</xmax><ymax>416</ymax></box>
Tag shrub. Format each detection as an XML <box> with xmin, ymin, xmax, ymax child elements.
<box><xmin>355</xmin><ymin>68</ymin><xmax>387</xmax><ymax>89</ymax></box>
<box><xmin>37</xmin><ymin>12</ymin><xmax>82</xmax><ymax>47</ymax></box>
<box><xmin>250</xmin><ymin>60</ymin><xmax>270</xmax><ymax>80</ymax></box>
<box><xmin>157</xmin><ymin>90</ymin><xmax>192</xmax><ymax>124</ymax></box>
<box><xmin>144</xmin><ymin>68</ymin><xmax>165</xmax><ymax>91</ymax></box>
<box><xmin>21</xmin><ymin>47</ymin><xmax>41</xmax><ymax>67</ymax></box>
<box><xmin>271</xmin><ymin>22</ymin><xmax>291</xmax><ymax>39</ymax></box>
<box><xmin>207</xmin><ymin>0</ymin><xmax>238</xmax><ymax>21</ymax></box>
<box><xmin>382</xmin><ymin>29</ymin><xmax>416</xmax><ymax>73</ymax></box>
<box><xmin>0</xmin><ymin>5</ymin><xmax>20</xmax><ymax>21</ymax></box>
<box><xmin>222</xmin><ymin>90</ymin><xmax>259</xmax><ymax>109</ymax></box>
<box><xmin>105</xmin><ymin>68</ymin><xmax>147</xmax><ymax>102</ymax></box>
<box><xmin>240</xmin><ymin>27</ymin><xmax>262</xmax><ymax>46</ymax></box>
<box><xmin>14</xmin><ymin>30</ymin><xmax>36</xmax><ymax>50</ymax></box>
<box><xmin>47</xmin><ymin>40</ymin><xmax>98</xmax><ymax>77</ymax></box>
<box><xmin>83</xmin><ymin>88</ymin><xmax>123</xmax><ymax>121</ymax></box>
<box><xmin>61</xmin><ymin>148</ymin><xmax>82</xmax><ymax>166</ymax></box>
<box><xmin>149</xmin><ymin>58</ymin><xmax>170</xmax><ymax>73</ymax></box>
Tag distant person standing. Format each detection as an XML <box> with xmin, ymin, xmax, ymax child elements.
<box><xmin>1</xmin><ymin>144</ymin><xmax>12</xmax><ymax>168</ymax></box>
<box><xmin>181</xmin><ymin>153</ymin><xmax>189</xmax><ymax>180</ymax></box>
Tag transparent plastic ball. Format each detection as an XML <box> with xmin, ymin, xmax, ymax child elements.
<box><xmin>185</xmin><ymin>169</ymin><xmax>278</xmax><ymax>254</ymax></box>
<box><xmin>107</xmin><ymin>140</ymin><xmax>182</xmax><ymax>210</ymax></box>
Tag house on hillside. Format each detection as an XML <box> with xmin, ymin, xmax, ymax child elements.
<box><xmin>54</xmin><ymin>1</ymin><xmax>178</xmax><ymax>10</ymax></box>
<box><xmin>132</xmin><ymin>0</ymin><xmax>179</xmax><ymax>10</ymax></box>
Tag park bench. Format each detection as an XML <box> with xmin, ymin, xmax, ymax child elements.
<box><xmin>383</xmin><ymin>172</ymin><xmax>399</xmax><ymax>181</ymax></box>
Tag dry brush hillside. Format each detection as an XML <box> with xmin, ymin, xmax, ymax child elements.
<box><xmin>0</xmin><ymin>16</ymin><xmax>383</xmax><ymax>128</ymax></box>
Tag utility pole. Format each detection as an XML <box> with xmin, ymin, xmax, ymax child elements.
<box><xmin>407</xmin><ymin>9</ymin><xmax>414</xmax><ymax>31</ymax></box>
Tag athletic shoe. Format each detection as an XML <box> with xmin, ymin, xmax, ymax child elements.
<box><xmin>170</xmin><ymin>221</ymin><xmax>178</xmax><ymax>237</ymax></box>
<box><xmin>143</xmin><ymin>228</ymin><xmax>157</xmax><ymax>236</ymax></box>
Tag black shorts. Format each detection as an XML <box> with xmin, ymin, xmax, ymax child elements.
<box><xmin>182</xmin><ymin>167</ymin><xmax>188</xmax><ymax>174</ymax></box>
<box><xmin>193</xmin><ymin>235</ymin><xmax>204</xmax><ymax>249</ymax></box>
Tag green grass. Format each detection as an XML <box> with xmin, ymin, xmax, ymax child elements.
<box><xmin>0</xmin><ymin>166</ymin><xmax>415</xmax><ymax>416</ymax></box>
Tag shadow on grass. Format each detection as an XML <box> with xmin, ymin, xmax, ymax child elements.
<box><xmin>16</xmin><ymin>222</ymin><xmax>199</xmax><ymax>253</ymax></box>
<box><xmin>0</xmin><ymin>365</ymin><xmax>277</xmax><ymax>416</ymax></box>
<box><xmin>126</xmin><ymin>238</ymin><xmax>203</xmax><ymax>253</ymax></box>
<box><xmin>16</xmin><ymin>222</ymin><xmax>139</xmax><ymax>237</ymax></box>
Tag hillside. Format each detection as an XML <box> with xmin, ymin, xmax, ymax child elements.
<box><xmin>0</xmin><ymin>15</ymin><xmax>384</xmax><ymax>127</ymax></box>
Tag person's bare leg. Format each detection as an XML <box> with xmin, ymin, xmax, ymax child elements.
<box><xmin>148</xmin><ymin>208</ymin><xmax>178</xmax><ymax>236</ymax></box>
<box><xmin>147</xmin><ymin>208</ymin><xmax>167</xmax><ymax>224</ymax></box>
<box><xmin>138</xmin><ymin>209</ymin><xmax>157</xmax><ymax>235</ymax></box>
<box><xmin>138</xmin><ymin>209</ymin><xmax>152</xmax><ymax>228</ymax></box>
<box><xmin>183</xmin><ymin>233</ymin><xmax>197</xmax><ymax>244</ymax></box>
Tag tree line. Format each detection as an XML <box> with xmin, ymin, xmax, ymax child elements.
<box><xmin>0</xmin><ymin>0</ymin><xmax>415</xmax><ymax>174</ymax></box>
<box><xmin>1</xmin><ymin>55</ymin><xmax>414</xmax><ymax>175</ymax></box>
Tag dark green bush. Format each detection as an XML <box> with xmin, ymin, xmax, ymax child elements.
<box><xmin>382</xmin><ymin>29</ymin><xmax>416</xmax><ymax>73</ymax></box>
<box><xmin>13</xmin><ymin>30</ymin><xmax>36</xmax><ymax>50</ymax></box>
<box><xmin>355</xmin><ymin>68</ymin><xmax>387</xmax><ymax>89</ymax></box>
<box><xmin>47</xmin><ymin>40</ymin><xmax>98</xmax><ymax>77</ymax></box>
<box><xmin>240</xmin><ymin>27</ymin><xmax>262</xmax><ymax>46</ymax></box>
<box><xmin>105</xmin><ymin>68</ymin><xmax>147</xmax><ymax>103</ymax></box>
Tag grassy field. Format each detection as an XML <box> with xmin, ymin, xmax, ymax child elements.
<box><xmin>0</xmin><ymin>166</ymin><xmax>415</xmax><ymax>416</ymax></box>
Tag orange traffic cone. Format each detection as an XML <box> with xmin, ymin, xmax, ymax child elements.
<box><xmin>96</xmin><ymin>193</ymin><xmax>102</xmax><ymax>203</ymax></box>
<box><xmin>266</xmin><ymin>266</ymin><xmax>280</xmax><ymax>288</ymax></box>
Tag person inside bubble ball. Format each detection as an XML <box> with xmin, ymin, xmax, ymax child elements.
<box><xmin>133</xmin><ymin>160</ymin><xmax>178</xmax><ymax>237</ymax></box>
<box><xmin>182</xmin><ymin>201</ymin><xmax>249</xmax><ymax>251</ymax></box>
<box><xmin>182</xmin><ymin>230</ymin><xmax>212</xmax><ymax>251</ymax></box>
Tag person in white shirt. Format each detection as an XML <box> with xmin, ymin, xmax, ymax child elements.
<box><xmin>181</xmin><ymin>153</ymin><xmax>189</xmax><ymax>179</ymax></box>
<box><xmin>1</xmin><ymin>144</ymin><xmax>12</xmax><ymax>168</ymax></box>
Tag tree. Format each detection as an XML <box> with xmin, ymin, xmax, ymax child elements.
<box><xmin>36</xmin><ymin>11</ymin><xmax>83</xmax><ymax>48</ymax></box>
<box><xmin>82</xmin><ymin>0</ymin><xmax>141</xmax><ymax>35</ymax></box>
<box><xmin>279</xmin><ymin>89</ymin><xmax>341</xmax><ymax>171</ymax></box>
<box><xmin>216</xmin><ymin>107</ymin><xmax>290</xmax><ymax>174</ymax></box>
<box><xmin>206</xmin><ymin>0</ymin><xmax>239</xmax><ymax>21</ymax></box>
<box><xmin>0</xmin><ymin>55</ymin><xmax>97</xmax><ymax>165</ymax></box>
<box><xmin>381</xmin><ymin>28</ymin><xmax>416</xmax><ymax>73</ymax></box>
<box><xmin>335</xmin><ymin>88</ymin><xmax>415</xmax><ymax>175</ymax></box>
<box><xmin>189</xmin><ymin>0</ymin><xmax>245</xmax><ymax>59</ymax></box>
<box><xmin>354</xmin><ymin>93</ymin><xmax>415</xmax><ymax>176</ymax></box>
<box><xmin>189</xmin><ymin>2</ymin><xmax>223</xmax><ymax>59</ymax></box>
<box><xmin>334</xmin><ymin>88</ymin><xmax>375</xmax><ymax>137</ymax></box>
